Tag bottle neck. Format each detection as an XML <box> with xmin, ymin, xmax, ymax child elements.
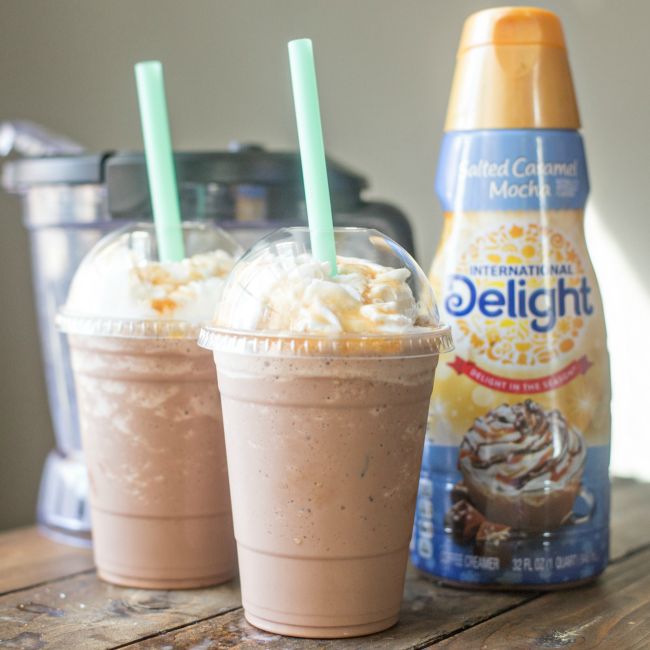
<box><xmin>445</xmin><ymin>44</ymin><xmax>580</xmax><ymax>131</ymax></box>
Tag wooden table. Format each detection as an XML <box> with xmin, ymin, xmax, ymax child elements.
<box><xmin>0</xmin><ymin>478</ymin><xmax>648</xmax><ymax>649</ymax></box>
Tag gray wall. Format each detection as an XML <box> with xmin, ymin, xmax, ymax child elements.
<box><xmin>1</xmin><ymin>0</ymin><xmax>649</xmax><ymax>530</ymax></box>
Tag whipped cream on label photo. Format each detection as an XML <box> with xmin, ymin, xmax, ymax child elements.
<box><xmin>459</xmin><ymin>400</ymin><xmax>586</xmax><ymax>495</ymax></box>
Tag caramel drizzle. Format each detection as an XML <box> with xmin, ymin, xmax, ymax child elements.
<box><xmin>459</xmin><ymin>400</ymin><xmax>584</xmax><ymax>490</ymax></box>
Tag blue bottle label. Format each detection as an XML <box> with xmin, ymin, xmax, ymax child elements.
<box><xmin>412</xmin><ymin>130</ymin><xmax>611</xmax><ymax>587</ymax></box>
<box><xmin>436</xmin><ymin>130</ymin><xmax>589</xmax><ymax>212</ymax></box>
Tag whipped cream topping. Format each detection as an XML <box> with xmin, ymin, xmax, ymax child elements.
<box><xmin>66</xmin><ymin>244</ymin><xmax>235</xmax><ymax>323</ymax></box>
<box><xmin>459</xmin><ymin>400</ymin><xmax>586</xmax><ymax>494</ymax></box>
<box><xmin>216</xmin><ymin>253</ymin><xmax>435</xmax><ymax>334</ymax></box>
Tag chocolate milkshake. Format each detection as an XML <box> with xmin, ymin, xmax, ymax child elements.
<box><xmin>200</xmin><ymin>227</ymin><xmax>452</xmax><ymax>637</ymax></box>
<box><xmin>59</xmin><ymin>222</ymin><xmax>242</xmax><ymax>588</ymax></box>
<box><xmin>215</xmin><ymin>346</ymin><xmax>438</xmax><ymax>636</ymax></box>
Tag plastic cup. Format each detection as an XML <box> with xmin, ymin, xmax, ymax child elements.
<box><xmin>199</xmin><ymin>228</ymin><xmax>452</xmax><ymax>636</ymax></box>
<box><xmin>58</xmin><ymin>221</ymin><xmax>242</xmax><ymax>589</ymax></box>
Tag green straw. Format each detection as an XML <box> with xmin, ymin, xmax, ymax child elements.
<box><xmin>288</xmin><ymin>39</ymin><xmax>337</xmax><ymax>275</ymax></box>
<box><xmin>134</xmin><ymin>61</ymin><xmax>185</xmax><ymax>262</ymax></box>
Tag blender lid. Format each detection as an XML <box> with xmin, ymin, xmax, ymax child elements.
<box><xmin>2</xmin><ymin>153</ymin><xmax>114</xmax><ymax>190</ymax></box>
<box><xmin>2</xmin><ymin>145</ymin><xmax>367</xmax><ymax>198</ymax></box>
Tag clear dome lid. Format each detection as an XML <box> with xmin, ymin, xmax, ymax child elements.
<box><xmin>58</xmin><ymin>221</ymin><xmax>243</xmax><ymax>339</ymax></box>
<box><xmin>200</xmin><ymin>227</ymin><xmax>453</xmax><ymax>356</ymax></box>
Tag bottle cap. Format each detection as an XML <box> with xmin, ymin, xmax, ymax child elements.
<box><xmin>445</xmin><ymin>7</ymin><xmax>580</xmax><ymax>130</ymax></box>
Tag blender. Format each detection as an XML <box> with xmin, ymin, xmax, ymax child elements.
<box><xmin>1</xmin><ymin>121</ymin><xmax>416</xmax><ymax>546</ymax></box>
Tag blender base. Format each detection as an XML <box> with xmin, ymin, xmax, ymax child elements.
<box><xmin>37</xmin><ymin>450</ymin><xmax>92</xmax><ymax>548</ymax></box>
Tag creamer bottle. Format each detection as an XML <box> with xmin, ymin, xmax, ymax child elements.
<box><xmin>411</xmin><ymin>7</ymin><xmax>611</xmax><ymax>588</ymax></box>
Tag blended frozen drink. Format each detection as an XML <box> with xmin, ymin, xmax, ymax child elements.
<box><xmin>200</xmin><ymin>227</ymin><xmax>452</xmax><ymax>637</ymax></box>
<box><xmin>59</xmin><ymin>222</ymin><xmax>241</xmax><ymax>588</ymax></box>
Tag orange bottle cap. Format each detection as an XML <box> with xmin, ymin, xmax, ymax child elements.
<box><xmin>445</xmin><ymin>7</ymin><xmax>580</xmax><ymax>131</ymax></box>
<box><xmin>459</xmin><ymin>6</ymin><xmax>566</xmax><ymax>53</ymax></box>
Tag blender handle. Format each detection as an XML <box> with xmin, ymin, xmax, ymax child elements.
<box><xmin>0</xmin><ymin>120</ymin><xmax>84</xmax><ymax>157</ymax></box>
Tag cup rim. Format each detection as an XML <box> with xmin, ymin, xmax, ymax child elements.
<box><xmin>198</xmin><ymin>324</ymin><xmax>454</xmax><ymax>358</ymax></box>
<box><xmin>56</xmin><ymin>310</ymin><xmax>204</xmax><ymax>340</ymax></box>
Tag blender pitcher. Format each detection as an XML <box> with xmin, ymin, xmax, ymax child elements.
<box><xmin>2</xmin><ymin>121</ymin><xmax>416</xmax><ymax>546</ymax></box>
<box><xmin>2</xmin><ymin>122</ymin><xmax>112</xmax><ymax>545</ymax></box>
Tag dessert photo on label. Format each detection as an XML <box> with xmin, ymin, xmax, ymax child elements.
<box><xmin>445</xmin><ymin>398</ymin><xmax>594</xmax><ymax>568</ymax></box>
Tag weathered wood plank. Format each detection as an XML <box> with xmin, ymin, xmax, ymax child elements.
<box><xmin>0</xmin><ymin>527</ymin><xmax>93</xmax><ymax>595</ymax></box>
<box><xmin>128</xmin><ymin>569</ymin><xmax>534</xmax><ymax>649</ymax></box>
<box><xmin>0</xmin><ymin>480</ymin><xmax>647</xmax><ymax>649</ymax></box>
<box><xmin>0</xmin><ymin>571</ymin><xmax>241</xmax><ymax>649</ymax></box>
<box><xmin>434</xmin><ymin>545</ymin><xmax>650</xmax><ymax>649</ymax></box>
<box><xmin>125</xmin><ymin>480</ymin><xmax>650</xmax><ymax>649</ymax></box>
